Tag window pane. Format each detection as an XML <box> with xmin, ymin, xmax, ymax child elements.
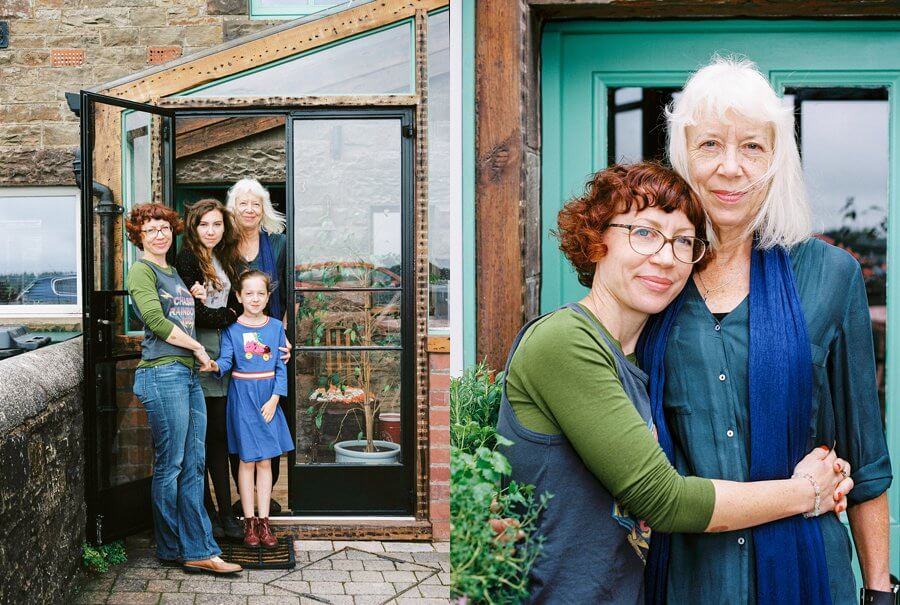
<box><xmin>185</xmin><ymin>22</ymin><xmax>413</xmax><ymax>97</ymax></box>
<box><xmin>295</xmin><ymin>350</ymin><xmax>402</xmax><ymax>465</ymax></box>
<box><xmin>0</xmin><ymin>193</ymin><xmax>77</xmax><ymax>306</ymax></box>
<box><xmin>253</xmin><ymin>0</ymin><xmax>345</xmax><ymax>17</ymax></box>
<box><xmin>293</xmin><ymin>118</ymin><xmax>402</xmax><ymax>276</ymax></box>
<box><xmin>295</xmin><ymin>290</ymin><xmax>401</xmax><ymax>348</ymax></box>
<box><xmin>428</xmin><ymin>10</ymin><xmax>451</xmax><ymax>331</ymax></box>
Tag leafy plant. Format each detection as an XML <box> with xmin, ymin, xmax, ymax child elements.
<box><xmin>450</xmin><ymin>362</ymin><xmax>505</xmax><ymax>455</ymax></box>
<box><xmin>451</xmin><ymin>442</ymin><xmax>549</xmax><ymax>605</ymax></box>
<box><xmin>449</xmin><ymin>364</ymin><xmax>549</xmax><ymax>604</ymax></box>
<box><xmin>81</xmin><ymin>541</ymin><xmax>127</xmax><ymax>574</ymax></box>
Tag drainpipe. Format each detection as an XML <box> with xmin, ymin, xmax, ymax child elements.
<box><xmin>73</xmin><ymin>148</ymin><xmax>122</xmax><ymax>292</ymax></box>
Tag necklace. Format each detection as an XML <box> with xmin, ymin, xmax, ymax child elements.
<box><xmin>696</xmin><ymin>266</ymin><xmax>746</xmax><ymax>301</ymax></box>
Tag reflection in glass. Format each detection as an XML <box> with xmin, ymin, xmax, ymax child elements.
<box><xmin>428</xmin><ymin>9</ymin><xmax>451</xmax><ymax>331</ymax></box>
<box><xmin>96</xmin><ymin>359</ymin><xmax>153</xmax><ymax>488</ymax></box>
<box><xmin>293</xmin><ymin>118</ymin><xmax>402</xmax><ymax>270</ymax></box>
<box><xmin>185</xmin><ymin>21</ymin><xmax>413</xmax><ymax>97</ymax></box>
<box><xmin>296</xmin><ymin>290</ymin><xmax>401</xmax><ymax>348</ymax></box>
<box><xmin>0</xmin><ymin>193</ymin><xmax>78</xmax><ymax>306</ymax></box>
<box><xmin>295</xmin><ymin>350</ymin><xmax>402</xmax><ymax>465</ymax></box>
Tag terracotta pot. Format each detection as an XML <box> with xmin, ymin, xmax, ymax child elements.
<box><xmin>379</xmin><ymin>412</ymin><xmax>401</xmax><ymax>443</ymax></box>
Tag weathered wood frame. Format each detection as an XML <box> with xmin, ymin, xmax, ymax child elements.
<box><xmin>84</xmin><ymin>0</ymin><xmax>444</xmax><ymax>540</ymax></box>
<box><xmin>474</xmin><ymin>0</ymin><xmax>900</xmax><ymax>370</ymax></box>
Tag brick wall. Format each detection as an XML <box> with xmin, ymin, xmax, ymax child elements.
<box><xmin>0</xmin><ymin>0</ymin><xmax>277</xmax><ymax>186</ymax></box>
<box><xmin>428</xmin><ymin>347</ymin><xmax>450</xmax><ymax>540</ymax></box>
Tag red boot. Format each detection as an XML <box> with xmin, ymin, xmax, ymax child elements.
<box><xmin>258</xmin><ymin>517</ymin><xmax>278</xmax><ymax>549</ymax></box>
<box><xmin>243</xmin><ymin>517</ymin><xmax>260</xmax><ymax>548</ymax></box>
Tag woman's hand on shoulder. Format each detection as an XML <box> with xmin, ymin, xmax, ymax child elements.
<box><xmin>792</xmin><ymin>446</ymin><xmax>854</xmax><ymax>516</ymax></box>
<box><xmin>190</xmin><ymin>282</ymin><xmax>207</xmax><ymax>303</ymax></box>
<box><xmin>279</xmin><ymin>335</ymin><xmax>292</xmax><ymax>363</ymax></box>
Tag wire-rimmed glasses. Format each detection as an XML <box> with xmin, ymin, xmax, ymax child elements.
<box><xmin>607</xmin><ymin>223</ymin><xmax>708</xmax><ymax>264</ymax></box>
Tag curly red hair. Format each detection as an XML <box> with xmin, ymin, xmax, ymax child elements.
<box><xmin>554</xmin><ymin>162</ymin><xmax>707</xmax><ymax>287</ymax></box>
<box><xmin>125</xmin><ymin>203</ymin><xmax>184</xmax><ymax>250</ymax></box>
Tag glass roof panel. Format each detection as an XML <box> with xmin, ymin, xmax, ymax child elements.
<box><xmin>183</xmin><ymin>20</ymin><xmax>413</xmax><ymax>97</ymax></box>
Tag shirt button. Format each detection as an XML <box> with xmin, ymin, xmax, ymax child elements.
<box><xmin>719</xmin><ymin>373</ymin><xmax>726</xmax><ymax>381</ymax></box>
<box><xmin>726</xmin><ymin>429</ymin><xmax>735</xmax><ymax>438</ymax></box>
<box><xmin>737</xmin><ymin>537</ymin><xmax>745</xmax><ymax>546</ymax></box>
<box><xmin>715</xmin><ymin>324</ymin><xmax>721</xmax><ymax>331</ymax></box>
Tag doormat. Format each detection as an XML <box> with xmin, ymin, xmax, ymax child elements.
<box><xmin>219</xmin><ymin>537</ymin><xmax>295</xmax><ymax>570</ymax></box>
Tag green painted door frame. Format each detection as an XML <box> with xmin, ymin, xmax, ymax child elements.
<box><xmin>542</xmin><ymin>19</ymin><xmax>900</xmax><ymax>579</ymax></box>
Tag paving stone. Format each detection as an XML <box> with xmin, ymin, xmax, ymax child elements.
<box><xmin>393</xmin><ymin>585</ymin><xmax>421</xmax><ymax>598</ymax></box>
<box><xmin>438</xmin><ymin>561</ymin><xmax>450</xmax><ymax>573</ymax></box>
<box><xmin>82</xmin><ymin>576</ymin><xmax>116</xmax><ymax>592</ymax></box>
<box><xmin>247</xmin><ymin>570</ymin><xmax>290</xmax><ymax>582</ymax></box>
<box><xmin>323</xmin><ymin>598</ymin><xmax>353</xmax><ymax>605</ymax></box>
<box><xmin>331</xmin><ymin>560</ymin><xmax>364</xmax><ymax>571</ymax></box>
<box><xmin>333</xmin><ymin>541</ymin><xmax>385</xmax><ymax>553</ymax></box>
<box><xmin>147</xmin><ymin>579</ymin><xmax>181</xmax><ymax>592</ymax></box>
<box><xmin>418</xmin><ymin>573</ymin><xmax>441</xmax><ymax>585</ymax></box>
<box><xmin>120</xmin><ymin>567</ymin><xmax>170</xmax><ymax>579</ymax></box>
<box><xmin>299</xmin><ymin>569</ymin><xmax>351</xmax><ymax>582</ymax></box>
<box><xmin>362</xmin><ymin>560</ymin><xmax>396</xmax><ymax>572</ymax></box>
<box><xmin>194</xmin><ymin>595</ymin><xmax>248</xmax><ymax>604</ymax></box>
<box><xmin>106</xmin><ymin>593</ymin><xmax>163</xmax><ymax>605</ymax></box>
<box><xmin>433</xmin><ymin>543</ymin><xmax>449</xmax><ymax>553</ymax></box>
<box><xmin>263</xmin><ymin>584</ymin><xmax>299</xmax><ymax>596</ymax></box>
<box><xmin>394</xmin><ymin>599</ymin><xmax>449</xmax><ymax>605</ymax></box>
<box><xmin>437</xmin><ymin>573</ymin><xmax>449</xmax><ymax>586</ymax></box>
<box><xmin>349</xmin><ymin>570</ymin><xmax>385</xmax><ymax>583</ymax></box>
<box><xmin>160</xmin><ymin>595</ymin><xmax>195</xmax><ymax>604</ymax></box>
<box><xmin>299</xmin><ymin>599</ymin><xmax>333</xmax><ymax>605</ymax></box>
<box><xmin>382</xmin><ymin>571</ymin><xmax>417</xmax><ymax>583</ymax></box>
<box><xmin>230</xmin><ymin>582</ymin><xmax>265</xmax><ymax>595</ymax></box>
<box><xmin>307</xmin><ymin>581</ymin><xmax>345</xmax><ymax>595</ymax></box>
<box><xmin>180</xmin><ymin>580</ymin><xmax>231</xmax><ymax>594</ymax></box>
<box><xmin>270</xmin><ymin>580</ymin><xmax>311</xmax><ymax>594</ymax></box>
<box><xmin>295</xmin><ymin>540</ymin><xmax>333</xmax><ymax>551</ymax></box>
<box><xmin>383</xmin><ymin>543</ymin><xmax>433</xmax><ymax>553</ymax></box>
<box><xmin>72</xmin><ymin>591</ymin><xmax>110</xmax><ymax>604</ymax></box>
<box><xmin>303</xmin><ymin>558</ymin><xmax>334</xmax><ymax>570</ymax></box>
<box><xmin>418</xmin><ymin>585</ymin><xmax>449</xmax><ymax>599</ymax></box>
<box><xmin>343</xmin><ymin>582</ymin><xmax>395</xmax><ymax>596</ymax></box>
<box><xmin>247</xmin><ymin>597</ymin><xmax>300</xmax><ymax>605</ymax></box>
<box><xmin>351</xmin><ymin>596</ymin><xmax>388</xmax><ymax>605</ymax></box>
<box><xmin>112</xmin><ymin>578</ymin><xmax>149</xmax><ymax>592</ymax></box>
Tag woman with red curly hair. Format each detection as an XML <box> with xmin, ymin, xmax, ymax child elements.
<box><xmin>125</xmin><ymin>202</ymin><xmax>241</xmax><ymax>576</ymax></box>
<box><xmin>494</xmin><ymin>163</ymin><xmax>853</xmax><ymax>603</ymax></box>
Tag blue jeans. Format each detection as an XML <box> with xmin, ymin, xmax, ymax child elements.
<box><xmin>134</xmin><ymin>363</ymin><xmax>221</xmax><ymax>561</ymax></box>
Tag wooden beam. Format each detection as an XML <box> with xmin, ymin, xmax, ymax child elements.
<box><xmin>102</xmin><ymin>0</ymin><xmax>448</xmax><ymax>102</ymax></box>
<box><xmin>158</xmin><ymin>95</ymin><xmax>419</xmax><ymax>109</ymax></box>
<box><xmin>175</xmin><ymin>116</ymin><xmax>284</xmax><ymax>159</ymax></box>
<box><xmin>475</xmin><ymin>0</ymin><xmax>526</xmax><ymax>371</ymax></box>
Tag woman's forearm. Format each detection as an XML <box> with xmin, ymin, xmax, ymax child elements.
<box><xmin>848</xmin><ymin>493</ymin><xmax>891</xmax><ymax>590</ymax></box>
<box><xmin>165</xmin><ymin>325</ymin><xmax>204</xmax><ymax>354</ymax></box>
<box><xmin>705</xmin><ymin>478</ymin><xmax>813</xmax><ymax>532</ymax></box>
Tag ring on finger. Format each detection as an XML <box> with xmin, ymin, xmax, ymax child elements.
<box><xmin>840</xmin><ymin>469</ymin><xmax>849</xmax><ymax>479</ymax></box>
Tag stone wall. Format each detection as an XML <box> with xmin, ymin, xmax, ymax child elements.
<box><xmin>0</xmin><ymin>337</ymin><xmax>85</xmax><ymax>605</ymax></box>
<box><xmin>0</xmin><ymin>0</ymin><xmax>277</xmax><ymax>186</ymax></box>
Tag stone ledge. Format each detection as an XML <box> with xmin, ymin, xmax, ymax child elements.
<box><xmin>0</xmin><ymin>335</ymin><xmax>83</xmax><ymax>433</ymax></box>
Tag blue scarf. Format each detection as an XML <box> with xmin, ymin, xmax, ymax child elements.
<box><xmin>257</xmin><ymin>230</ymin><xmax>282</xmax><ymax>321</ymax></box>
<box><xmin>639</xmin><ymin>245</ymin><xmax>832</xmax><ymax>605</ymax></box>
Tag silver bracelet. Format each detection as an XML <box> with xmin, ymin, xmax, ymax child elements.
<box><xmin>793</xmin><ymin>472</ymin><xmax>821</xmax><ymax>518</ymax></box>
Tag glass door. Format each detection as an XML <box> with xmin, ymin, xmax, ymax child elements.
<box><xmin>541</xmin><ymin>20</ymin><xmax>900</xmax><ymax>577</ymax></box>
<box><xmin>287</xmin><ymin>109</ymin><xmax>416</xmax><ymax>514</ymax></box>
<box><xmin>80</xmin><ymin>91</ymin><xmax>174</xmax><ymax>543</ymax></box>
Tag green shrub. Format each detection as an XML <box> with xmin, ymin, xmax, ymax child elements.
<box><xmin>450</xmin><ymin>362</ymin><xmax>505</xmax><ymax>455</ymax></box>
<box><xmin>81</xmin><ymin>541</ymin><xmax>127</xmax><ymax>574</ymax></box>
<box><xmin>450</xmin><ymin>363</ymin><xmax>550</xmax><ymax>605</ymax></box>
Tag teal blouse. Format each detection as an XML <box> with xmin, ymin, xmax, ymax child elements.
<box><xmin>663</xmin><ymin>237</ymin><xmax>892</xmax><ymax>604</ymax></box>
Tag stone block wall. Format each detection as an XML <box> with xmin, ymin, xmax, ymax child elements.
<box><xmin>0</xmin><ymin>337</ymin><xmax>85</xmax><ymax>605</ymax></box>
<box><xmin>0</xmin><ymin>0</ymin><xmax>277</xmax><ymax>187</ymax></box>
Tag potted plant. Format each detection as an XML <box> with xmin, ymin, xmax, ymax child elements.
<box><xmin>302</xmin><ymin>262</ymin><xmax>401</xmax><ymax>464</ymax></box>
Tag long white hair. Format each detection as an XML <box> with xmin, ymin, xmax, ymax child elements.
<box><xmin>225</xmin><ymin>177</ymin><xmax>286</xmax><ymax>235</ymax></box>
<box><xmin>667</xmin><ymin>55</ymin><xmax>811</xmax><ymax>249</ymax></box>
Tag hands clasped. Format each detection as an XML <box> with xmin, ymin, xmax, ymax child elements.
<box><xmin>792</xmin><ymin>445</ymin><xmax>853</xmax><ymax>517</ymax></box>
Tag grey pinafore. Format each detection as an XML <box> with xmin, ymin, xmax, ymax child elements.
<box><xmin>496</xmin><ymin>304</ymin><xmax>654</xmax><ymax>604</ymax></box>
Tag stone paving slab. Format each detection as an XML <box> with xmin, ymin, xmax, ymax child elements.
<box><xmin>75</xmin><ymin>535</ymin><xmax>450</xmax><ymax>605</ymax></box>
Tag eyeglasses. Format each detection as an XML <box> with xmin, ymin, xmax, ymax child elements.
<box><xmin>141</xmin><ymin>225</ymin><xmax>172</xmax><ymax>238</ymax></box>
<box><xmin>607</xmin><ymin>224</ymin><xmax>708</xmax><ymax>264</ymax></box>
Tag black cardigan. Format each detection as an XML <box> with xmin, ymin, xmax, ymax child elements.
<box><xmin>174</xmin><ymin>246</ymin><xmax>241</xmax><ymax>330</ymax></box>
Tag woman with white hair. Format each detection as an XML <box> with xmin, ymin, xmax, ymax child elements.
<box><xmin>640</xmin><ymin>57</ymin><xmax>893</xmax><ymax>604</ymax></box>
<box><xmin>225</xmin><ymin>177</ymin><xmax>291</xmax><ymax>513</ymax></box>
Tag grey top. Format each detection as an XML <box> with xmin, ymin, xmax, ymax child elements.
<box><xmin>127</xmin><ymin>259</ymin><xmax>196</xmax><ymax>362</ymax></box>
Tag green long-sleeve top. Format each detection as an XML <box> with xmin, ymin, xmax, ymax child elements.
<box><xmin>126</xmin><ymin>260</ymin><xmax>194</xmax><ymax>370</ymax></box>
<box><xmin>505</xmin><ymin>304</ymin><xmax>715</xmax><ymax>533</ymax></box>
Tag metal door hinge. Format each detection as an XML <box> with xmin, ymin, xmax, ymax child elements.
<box><xmin>402</xmin><ymin>125</ymin><xmax>415</xmax><ymax>139</ymax></box>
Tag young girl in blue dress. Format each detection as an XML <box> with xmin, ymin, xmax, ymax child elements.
<box><xmin>210</xmin><ymin>269</ymin><xmax>294</xmax><ymax>549</ymax></box>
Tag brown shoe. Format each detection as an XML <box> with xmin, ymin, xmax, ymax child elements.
<box><xmin>258</xmin><ymin>517</ymin><xmax>278</xmax><ymax>549</ymax></box>
<box><xmin>182</xmin><ymin>556</ymin><xmax>242</xmax><ymax>575</ymax></box>
<box><xmin>243</xmin><ymin>517</ymin><xmax>260</xmax><ymax>548</ymax></box>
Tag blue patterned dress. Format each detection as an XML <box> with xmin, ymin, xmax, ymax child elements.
<box><xmin>215</xmin><ymin>317</ymin><xmax>294</xmax><ymax>462</ymax></box>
